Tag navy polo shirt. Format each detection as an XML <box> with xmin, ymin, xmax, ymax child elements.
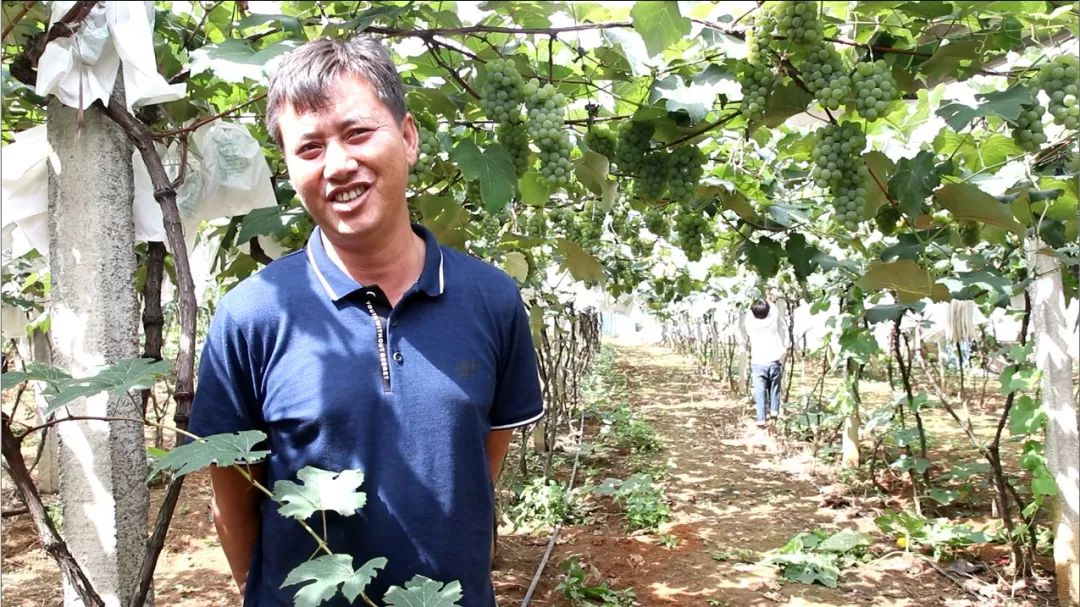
<box><xmin>189</xmin><ymin>224</ymin><xmax>544</xmax><ymax>607</ymax></box>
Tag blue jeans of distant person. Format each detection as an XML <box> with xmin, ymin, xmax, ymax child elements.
<box><xmin>751</xmin><ymin>361</ymin><xmax>783</xmax><ymax>425</ymax></box>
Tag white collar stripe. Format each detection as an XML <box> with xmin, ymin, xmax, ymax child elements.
<box><xmin>306</xmin><ymin>244</ymin><xmax>339</xmax><ymax>300</ymax></box>
<box><xmin>437</xmin><ymin>248</ymin><xmax>445</xmax><ymax>295</ymax></box>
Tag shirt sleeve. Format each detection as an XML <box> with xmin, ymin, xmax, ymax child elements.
<box><xmin>187</xmin><ymin>305</ymin><xmax>266</xmax><ymax>440</ymax></box>
<box><xmin>489</xmin><ymin>293</ymin><xmax>544</xmax><ymax>430</ymax></box>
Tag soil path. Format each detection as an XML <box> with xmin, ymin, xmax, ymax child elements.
<box><xmin>493</xmin><ymin>343</ymin><xmax>977</xmax><ymax>607</ymax></box>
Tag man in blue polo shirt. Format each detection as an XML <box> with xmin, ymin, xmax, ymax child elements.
<box><xmin>188</xmin><ymin>34</ymin><xmax>544</xmax><ymax>607</ymax></box>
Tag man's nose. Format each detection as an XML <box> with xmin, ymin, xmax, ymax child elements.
<box><xmin>323</xmin><ymin>141</ymin><xmax>358</xmax><ymax>180</ymax></box>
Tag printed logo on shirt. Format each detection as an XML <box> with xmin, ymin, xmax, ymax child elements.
<box><xmin>456</xmin><ymin>359</ymin><xmax>478</xmax><ymax>378</ymax></box>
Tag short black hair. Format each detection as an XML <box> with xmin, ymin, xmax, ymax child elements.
<box><xmin>265</xmin><ymin>34</ymin><xmax>408</xmax><ymax>147</ymax></box>
<box><xmin>751</xmin><ymin>299</ymin><xmax>770</xmax><ymax>319</ymax></box>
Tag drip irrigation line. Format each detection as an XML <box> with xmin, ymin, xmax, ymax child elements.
<box><xmin>520</xmin><ymin>400</ymin><xmax>590</xmax><ymax>607</ymax></box>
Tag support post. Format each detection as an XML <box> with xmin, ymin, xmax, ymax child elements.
<box><xmin>47</xmin><ymin>85</ymin><xmax>150</xmax><ymax>606</ymax></box>
<box><xmin>1029</xmin><ymin>239</ymin><xmax>1079</xmax><ymax>605</ymax></box>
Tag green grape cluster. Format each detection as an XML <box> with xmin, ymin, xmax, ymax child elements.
<box><xmin>613</xmin><ymin>121</ymin><xmax>655</xmax><ymax>176</ymax></box>
<box><xmin>672</xmin><ymin>207</ymin><xmax>710</xmax><ymax>262</ymax></box>
<box><xmin>554</xmin><ymin>203</ymin><xmax>604</xmax><ymax>251</ymax></box>
<box><xmin>811</xmin><ymin>122</ymin><xmax>868</xmax><ymax>231</ymax></box>
<box><xmin>410</xmin><ymin>124</ymin><xmax>440</xmax><ymax>188</ymax></box>
<box><xmin>746</xmin><ymin>18</ymin><xmax>773</xmax><ymax>64</ymax></box>
<box><xmin>666</xmin><ymin>145</ymin><xmax>705</xmax><ymax>201</ymax></box>
<box><xmin>478</xmin><ymin>58</ymin><xmax>525</xmax><ymax>122</ymax></box>
<box><xmin>642</xmin><ymin>207</ymin><xmax>670</xmax><ymax>239</ymax></box>
<box><xmin>739</xmin><ymin>61</ymin><xmax>776</xmax><ymax>123</ymax></box>
<box><xmin>1010</xmin><ymin>102</ymin><xmax>1048</xmax><ymax>152</ymax></box>
<box><xmin>524</xmin><ymin>209</ymin><xmax>548</xmax><ymax>238</ymax></box>
<box><xmin>606</xmin><ymin>257</ymin><xmax>634</xmax><ymax>298</ymax></box>
<box><xmin>524</xmin><ymin>79</ymin><xmax>573</xmax><ymax>186</ymax></box>
<box><xmin>584</xmin><ymin>125</ymin><xmax>618</xmax><ymax>160</ymax></box>
<box><xmin>634</xmin><ymin>151</ymin><xmax>670</xmax><ymax>201</ymax></box>
<box><xmin>1037</xmin><ymin>55</ymin><xmax>1080</xmax><ymax>129</ymax></box>
<box><xmin>766</xmin><ymin>1</ymin><xmax>823</xmax><ymax>45</ymax></box>
<box><xmin>496</xmin><ymin>121</ymin><xmax>532</xmax><ymax>177</ymax></box>
<box><xmin>851</xmin><ymin>60</ymin><xmax>897</xmax><ymax>121</ymax></box>
<box><xmin>547</xmin><ymin>207</ymin><xmax>572</xmax><ymax>236</ymax></box>
<box><xmin>801</xmin><ymin>45</ymin><xmax>849</xmax><ymax>110</ymax></box>
<box><xmin>477</xmin><ymin>212</ymin><xmax>504</xmax><ymax>242</ymax></box>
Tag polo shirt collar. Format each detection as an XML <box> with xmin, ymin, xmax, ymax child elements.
<box><xmin>305</xmin><ymin>223</ymin><xmax>445</xmax><ymax>302</ymax></box>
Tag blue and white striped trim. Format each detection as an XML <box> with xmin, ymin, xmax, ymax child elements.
<box><xmin>306</xmin><ymin>244</ymin><xmax>339</xmax><ymax>300</ymax></box>
<box><xmin>491</xmin><ymin>408</ymin><xmax>545</xmax><ymax>430</ymax></box>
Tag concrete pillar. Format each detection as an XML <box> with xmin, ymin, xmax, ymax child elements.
<box><xmin>1029</xmin><ymin>239</ymin><xmax>1079</xmax><ymax>606</ymax></box>
<box><xmin>47</xmin><ymin>84</ymin><xmax>149</xmax><ymax>606</ymax></box>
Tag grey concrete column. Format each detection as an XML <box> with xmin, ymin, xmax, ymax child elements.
<box><xmin>1028</xmin><ymin>239</ymin><xmax>1079</xmax><ymax>606</ymax></box>
<box><xmin>47</xmin><ymin>84</ymin><xmax>149</xmax><ymax>606</ymax></box>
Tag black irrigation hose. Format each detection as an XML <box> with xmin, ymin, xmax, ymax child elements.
<box><xmin>520</xmin><ymin>398</ymin><xmax>590</xmax><ymax>607</ymax></box>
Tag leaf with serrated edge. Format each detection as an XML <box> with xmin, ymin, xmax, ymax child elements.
<box><xmin>281</xmin><ymin>554</ymin><xmax>387</xmax><ymax>607</ymax></box>
<box><xmin>148</xmin><ymin>430</ymin><xmax>268</xmax><ymax>480</ymax></box>
<box><xmin>630</xmin><ymin>1</ymin><xmax>690</xmax><ymax>57</ymax></box>
<box><xmin>384</xmin><ymin>575</ymin><xmax>463</xmax><ymax>607</ymax></box>
<box><xmin>273</xmin><ymin>466</ymin><xmax>367</xmax><ymax>521</ymax></box>
<box><xmin>1</xmin><ymin>361</ymin><xmax>70</xmax><ymax>391</ymax></box>
<box><xmin>556</xmin><ymin>239</ymin><xmax>605</xmax><ymax>284</ymax></box>
<box><xmin>46</xmin><ymin>358</ymin><xmax>172</xmax><ymax>416</ymax></box>
<box><xmin>501</xmin><ymin>252</ymin><xmax>529</xmax><ymax>283</ymax></box>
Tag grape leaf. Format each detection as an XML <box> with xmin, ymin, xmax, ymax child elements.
<box><xmin>764</xmin><ymin>82</ymin><xmax>813</xmax><ymax>128</ymax></box>
<box><xmin>281</xmin><ymin>555</ymin><xmax>387</xmax><ymax>607</ymax></box>
<box><xmin>501</xmin><ymin>251</ymin><xmax>529</xmax><ymax>283</ymax></box>
<box><xmin>574</xmin><ymin>150</ymin><xmax>609</xmax><ymax>195</ymax></box>
<box><xmin>651</xmin><ymin>74</ymin><xmax>711</xmax><ymax>123</ymax></box>
<box><xmin>1</xmin><ymin>361</ymin><xmax>71</xmax><ymax>391</ymax></box>
<box><xmin>865</xmin><ymin>303</ymin><xmax>923</xmax><ymax>324</ymax></box>
<box><xmin>556</xmin><ymin>239</ymin><xmax>605</xmax><ymax>284</ymax></box>
<box><xmin>784</xmin><ymin>233</ymin><xmax>820</xmax><ymax>280</ymax></box>
<box><xmin>630</xmin><ymin>1</ymin><xmax>690</xmax><ymax>57</ymax></box>
<box><xmin>1009</xmin><ymin>395</ymin><xmax>1045</xmax><ymax>436</ymax></box>
<box><xmin>189</xmin><ymin>39</ymin><xmax>300</xmax><ymax>83</ymax></box>
<box><xmin>934</xmin><ymin>182</ymin><xmax>1024</xmax><ymax>236</ymax></box>
<box><xmin>860</xmin><ymin>260</ymin><xmax>946</xmax><ymax>302</ymax></box>
<box><xmin>450</xmin><ymin>141</ymin><xmax>516</xmax><ymax>212</ymax></box>
<box><xmin>384</xmin><ymin>575</ymin><xmax>464</xmax><ymax>607</ymax></box>
<box><xmin>148</xmin><ymin>430</ymin><xmax>269</xmax><ymax>480</ymax></box>
<box><xmin>273</xmin><ymin>466</ymin><xmax>367</xmax><ymax>521</ymax></box>
<box><xmin>936</xmin><ymin>86</ymin><xmax>1034</xmax><ymax>131</ymax></box>
<box><xmin>888</xmin><ymin>151</ymin><xmax>941</xmax><ymax>219</ymax></box>
<box><xmin>236</xmin><ymin>206</ymin><xmax>307</xmax><ymax>243</ymax></box>
<box><xmin>46</xmin><ymin>358</ymin><xmax>172</xmax><ymax>416</ymax></box>
<box><xmin>745</xmin><ymin>237</ymin><xmax>781</xmax><ymax>278</ymax></box>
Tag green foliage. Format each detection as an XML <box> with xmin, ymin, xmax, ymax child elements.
<box><xmin>384</xmin><ymin>576</ymin><xmax>464</xmax><ymax>607</ymax></box>
<box><xmin>280</xmin><ymin>555</ymin><xmax>386</xmax><ymax>607</ymax></box>
<box><xmin>2</xmin><ymin>358</ymin><xmax>172</xmax><ymax>417</ymax></box>
<box><xmin>148</xmin><ymin>430</ymin><xmax>269</xmax><ymax>480</ymax></box>
<box><xmin>765</xmin><ymin>528</ymin><xmax>873</xmax><ymax>588</ymax></box>
<box><xmin>875</xmin><ymin>510</ymin><xmax>990</xmax><ymax>560</ymax></box>
<box><xmin>593</xmin><ymin>474</ymin><xmax>672</xmax><ymax>532</ymax></box>
<box><xmin>556</xmin><ymin>555</ymin><xmax>637</xmax><ymax>607</ymax></box>
<box><xmin>507</xmin><ymin>477</ymin><xmax>581</xmax><ymax>532</ymax></box>
<box><xmin>599</xmin><ymin>406</ymin><xmax>662</xmax><ymax>454</ymax></box>
<box><xmin>273</xmin><ymin>467</ymin><xmax>368</xmax><ymax>521</ymax></box>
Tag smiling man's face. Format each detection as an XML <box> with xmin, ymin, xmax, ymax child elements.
<box><xmin>279</xmin><ymin>74</ymin><xmax>419</xmax><ymax>245</ymax></box>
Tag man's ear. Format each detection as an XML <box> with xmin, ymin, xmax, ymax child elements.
<box><xmin>402</xmin><ymin>113</ymin><xmax>419</xmax><ymax>167</ymax></box>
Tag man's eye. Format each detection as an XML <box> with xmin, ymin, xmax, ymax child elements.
<box><xmin>347</xmin><ymin>128</ymin><xmax>369</xmax><ymax>138</ymax></box>
<box><xmin>297</xmin><ymin>143</ymin><xmax>320</xmax><ymax>155</ymax></box>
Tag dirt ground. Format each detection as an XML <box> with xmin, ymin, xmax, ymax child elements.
<box><xmin>0</xmin><ymin>343</ymin><xmax>1061</xmax><ymax>606</ymax></box>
